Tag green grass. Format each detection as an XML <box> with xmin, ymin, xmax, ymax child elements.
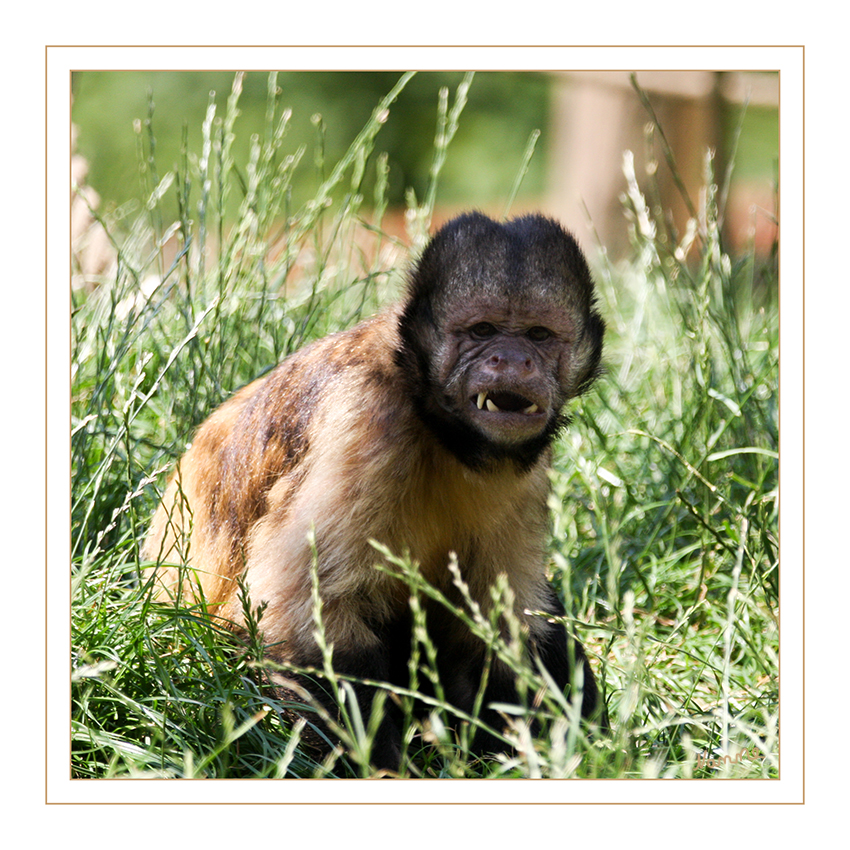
<box><xmin>71</xmin><ymin>70</ymin><xmax>553</xmax><ymax>219</ymax></box>
<box><xmin>71</xmin><ymin>71</ymin><xmax>778</xmax><ymax>780</ymax></box>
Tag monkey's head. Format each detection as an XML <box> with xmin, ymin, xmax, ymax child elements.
<box><xmin>397</xmin><ymin>212</ymin><xmax>604</xmax><ymax>471</ymax></box>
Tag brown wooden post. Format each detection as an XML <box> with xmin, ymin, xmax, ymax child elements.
<box><xmin>546</xmin><ymin>71</ymin><xmax>724</xmax><ymax>261</ymax></box>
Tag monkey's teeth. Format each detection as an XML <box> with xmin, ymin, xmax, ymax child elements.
<box><xmin>477</xmin><ymin>393</ymin><xmax>539</xmax><ymax>414</ymax></box>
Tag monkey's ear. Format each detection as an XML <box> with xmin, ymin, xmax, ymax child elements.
<box><xmin>397</xmin><ymin>235</ymin><xmax>448</xmax><ymax>371</ymax></box>
<box><xmin>397</xmin><ymin>292</ymin><xmax>438</xmax><ymax>382</ymax></box>
<box><xmin>572</xmin><ymin>310</ymin><xmax>606</xmax><ymax>396</ymax></box>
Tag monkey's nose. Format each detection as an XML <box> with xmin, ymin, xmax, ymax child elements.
<box><xmin>486</xmin><ymin>352</ymin><xmax>534</xmax><ymax>376</ymax></box>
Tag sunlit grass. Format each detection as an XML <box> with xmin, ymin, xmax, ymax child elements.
<box><xmin>71</xmin><ymin>72</ymin><xmax>778</xmax><ymax>780</ymax></box>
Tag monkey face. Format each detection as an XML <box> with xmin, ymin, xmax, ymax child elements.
<box><xmin>398</xmin><ymin>212</ymin><xmax>604</xmax><ymax>470</ymax></box>
<box><xmin>438</xmin><ymin>303</ymin><xmax>577</xmax><ymax>447</ymax></box>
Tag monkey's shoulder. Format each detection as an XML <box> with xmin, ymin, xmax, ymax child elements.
<box><xmin>256</xmin><ymin>308</ymin><xmax>403</xmax><ymax>416</ymax></box>
<box><xmin>191</xmin><ymin>309</ymin><xmax>407</xmax><ymax>469</ymax></box>
<box><xmin>174</xmin><ymin>311</ymin><xmax>408</xmax><ymax>540</ymax></box>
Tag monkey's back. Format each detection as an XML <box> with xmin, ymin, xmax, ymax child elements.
<box><xmin>144</xmin><ymin>309</ymin><xmax>397</xmax><ymax>585</ymax></box>
<box><xmin>144</xmin><ymin>306</ymin><xmax>553</xmax><ymax>656</ymax></box>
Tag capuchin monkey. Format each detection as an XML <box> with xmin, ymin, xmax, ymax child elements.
<box><xmin>143</xmin><ymin>211</ymin><xmax>607</xmax><ymax>771</ymax></box>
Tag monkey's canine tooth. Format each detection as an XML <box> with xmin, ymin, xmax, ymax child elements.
<box><xmin>485</xmin><ymin>398</ymin><xmax>499</xmax><ymax>413</ymax></box>
<box><xmin>524</xmin><ymin>403</ymin><xmax>539</xmax><ymax>414</ymax></box>
<box><xmin>476</xmin><ymin>392</ymin><xmax>487</xmax><ymax>410</ymax></box>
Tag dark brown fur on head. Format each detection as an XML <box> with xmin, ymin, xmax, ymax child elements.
<box><xmin>397</xmin><ymin>212</ymin><xmax>604</xmax><ymax>471</ymax></box>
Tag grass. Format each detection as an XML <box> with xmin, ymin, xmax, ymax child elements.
<box><xmin>70</xmin><ymin>71</ymin><xmax>778</xmax><ymax>780</ymax></box>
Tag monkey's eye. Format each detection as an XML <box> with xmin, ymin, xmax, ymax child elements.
<box><xmin>469</xmin><ymin>322</ymin><xmax>498</xmax><ymax>339</ymax></box>
<box><xmin>526</xmin><ymin>326</ymin><xmax>552</xmax><ymax>342</ymax></box>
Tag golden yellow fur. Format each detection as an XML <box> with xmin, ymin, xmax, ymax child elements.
<box><xmin>144</xmin><ymin>309</ymin><xmax>553</xmax><ymax>657</ymax></box>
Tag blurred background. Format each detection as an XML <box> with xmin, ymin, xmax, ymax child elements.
<box><xmin>71</xmin><ymin>69</ymin><xmax>778</xmax><ymax>276</ymax></box>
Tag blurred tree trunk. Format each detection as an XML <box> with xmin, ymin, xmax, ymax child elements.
<box><xmin>547</xmin><ymin>71</ymin><xmax>724</xmax><ymax>261</ymax></box>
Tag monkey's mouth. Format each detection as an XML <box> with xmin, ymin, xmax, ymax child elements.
<box><xmin>473</xmin><ymin>390</ymin><xmax>544</xmax><ymax>416</ymax></box>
